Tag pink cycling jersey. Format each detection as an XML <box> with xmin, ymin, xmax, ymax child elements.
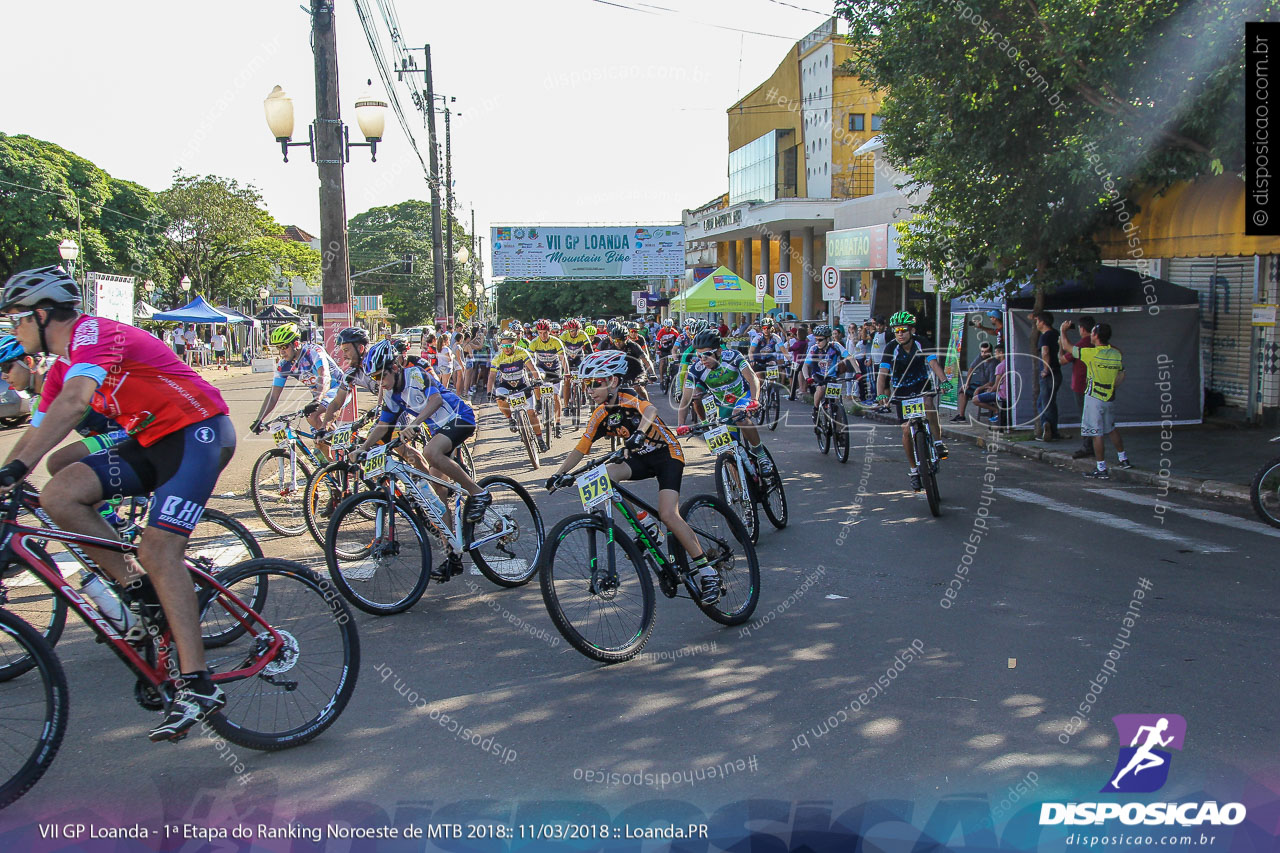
<box><xmin>58</xmin><ymin>315</ymin><xmax>229</xmax><ymax>446</ymax></box>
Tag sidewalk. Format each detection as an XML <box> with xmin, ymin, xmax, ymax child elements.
<box><xmin>846</xmin><ymin>402</ymin><xmax>1275</xmax><ymax>503</ymax></box>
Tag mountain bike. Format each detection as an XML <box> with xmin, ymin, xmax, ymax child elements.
<box><xmin>1</xmin><ymin>484</ymin><xmax>263</xmax><ymax>664</ymax></box>
<box><xmin>814</xmin><ymin>375</ymin><xmax>852</xmax><ymax>463</ymax></box>
<box><xmin>0</xmin><ymin>491</ymin><xmax>359</xmax><ymax>810</ymax></box>
<box><xmin>250</xmin><ymin>410</ymin><xmax>330</xmax><ymax>535</ymax></box>
<box><xmin>689</xmin><ymin>414</ymin><xmax>788</xmax><ymax>545</ymax></box>
<box><xmin>540</xmin><ymin>448</ymin><xmax>760</xmax><ymax>663</ymax></box>
<box><xmin>324</xmin><ymin>436</ymin><xmax>544</xmax><ymax>615</ymax></box>
<box><xmin>1250</xmin><ymin>435</ymin><xmax>1280</xmax><ymax>528</ymax></box>
<box><xmin>755</xmin><ymin>362</ymin><xmax>784</xmax><ymax>430</ymax></box>
<box><xmin>899</xmin><ymin>391</ymin><xmax>942</xmax><ymax>517</ymax></box>
<box><xmin>498</xmin><ymin>389</ymin><xmax>541</xmax><ymax>469</ymax></box>
<box><xmin>564</xmin><ymin>371</ymin><xmax>587</xmax><ymax>430</ymax></box>
<box><xmin>536</xmin><ymin>381</ymin><xmax>557</xmax><ymax>447</ymax></box>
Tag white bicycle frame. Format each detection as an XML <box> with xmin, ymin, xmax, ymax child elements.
<box><xmin>370</xmin><ymin>454</ymin><xmax>515</xmax><ymax>556</ymax></box>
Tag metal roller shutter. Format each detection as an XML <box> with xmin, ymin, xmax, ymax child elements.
<box><xmin>1166</xmin><ymin>257</ymin><xmax>1255</xmax><ymax>410</ymax></box>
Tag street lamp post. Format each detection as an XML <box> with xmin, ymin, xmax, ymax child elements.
<box><xmin>58</xmin><ymin>239</ymin><xmax>81</xmax><ymax>306</ymax></box>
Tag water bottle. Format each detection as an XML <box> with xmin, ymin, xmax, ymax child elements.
<box><xmin>413</xmin><ymin>479</ymin><xmax>449</xmax><ymax>520</ymax></box>
<box><xmin>634</xmin><ymin>510</ymin><xmax>662</xmax><ymax>544</ymax></box>
<box><xmin>79</xmin><ymin>573</ymin><xmax>135</xmax><ymax>633</ymax></box>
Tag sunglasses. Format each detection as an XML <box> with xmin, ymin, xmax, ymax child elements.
<box><xmin>892</xmin><ymin>326</ymin><xmax>911</xmax><ymax>333</ymax></box>
<box><xmin>696</xmin><ymin>350</ymin><xmax>718</xmax><ymax>359</ymax></box>
<box><xmin>584</xmin><ymin>378</ymin><xmax>611</xmax><ymax>388</ymax></box>
<box><xmin>6</xmin><ymin>310</ymin><xmax>34</xmax><ymax>322</ymax></box>
<box><xmin>815</xmin><ymin>337</ymin><xmax>828</xmax><ymax>343</ymax></box>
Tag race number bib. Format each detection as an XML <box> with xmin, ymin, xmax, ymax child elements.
<box><xmin>507</xmin><ymin>392</ymin><xmax>528</xmax><ymax>408</ymax></box>
<box><xmin>575</xmin><ymin>465</ymin><xmax>613</xmax><ymax>509</ymax></box>
<box><xmin>364</xmin><ymin>444</ymin><xmax>389</xmax><ymax>475</ymax></box>
<box><xmin>900</xmin><ymin>396</ymin><xmax>927</xmax><ymax>419</ymax></box>
<box><xmin>272</xmin><ymin>428</ymin><xmax>289</xmax><ymax>443</ymax></box>
<box><xmin>704</xmin><ymin>425</ymin><xmax>734</xmax><ymax>454</ymax></box>
<box><xmin>824</xmin><ymin>385</ymin><xmax>842</xmax><ymax>399</ymax></box>
<box><xmin>539</xmin><ymin>384</ymin><xmax>555</xmax><ymax>395</ymax></box>
<box><xmin>330</xmin><ymin>426</ymin><xmax>353</xmax><ymax>446</ymax></box>
<box><xmin>765</xmin><ymin>367</ymin><xmax>780</xmax><ymax>381</ymax></box>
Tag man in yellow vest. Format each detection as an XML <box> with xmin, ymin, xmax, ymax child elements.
<box><xmin>1059</xmin><ymin>320</ymin><xmax>1132</xmax><ymax>479</ymax></box>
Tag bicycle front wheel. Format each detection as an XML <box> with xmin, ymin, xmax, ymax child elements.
<box><xmin>677</xmin><ymin>494</ymin><xmax>761</xmax><ymax>626</ymax></box>
<box><xmin>0</xmin><ymin>567</ymin><xmax>66</xmax><ymax>682</ymax></box>
<box><xmin>1250</xmin><ymin>455</ymin><xmax>1280</xmax><ymax>528</ymax></box>
<box><xmin>539</xmin><ymin>514</ymin><xmax>655</xmax><ymax>663</ymax></box>
<box><xmin>0</xmin><ymin>607</ymin><xmax>68</xmax><ymax>809</ymax></box>
<box><xmin>832</xmin><ymin>402</ymin><xmax>850</xmax><ymax>464</ymax></box>
<box><xmin>251</xmin><ymin>449</ymin><xmax>314</xmax><ymax>536</ymax></box>
<box><xmin>325</xmin><ymin>490</ymin><xmax>432</xmax><ymax>614</ymax></box>
<box><xmin>816</xmin><ymin>404</ymin><xmax>832</xmax><ymax>454</ymax></box>
<box><xmin>517</xmin><ymin>412</ymin><xmax>540</xmax><ymax>469</ymax></box>
<box><xmin>714</xmin><ymin>453</ymin><xmax>758</xmax><ymax>545</ymax></box>
<box><xmin>765</xmin><ymin>384</ymin><xmax>781</xmax><ymax>431</ymax></box>
<box><xmin>914</xmin><ymin>427</ymin><xmax>942</xmax><ymax>517</ymax></box>
<box><xmin>201</xmin><ymin>559</ymin><xmax>359</xmax><ymax>750</ymax></box>
<box><xmin>465</xmin><ymin>476</ymin><xmax>544</xmax><ymax>587</ymax></box>
<box><xmin>303</xmin><ymin>461</ymin><xmax>357</xmax><ymax>549</ymax></box>
<box><xmin>758</xmin><ymin>447</ymin><xmax>789</xmax><ymax>530</ymax></box>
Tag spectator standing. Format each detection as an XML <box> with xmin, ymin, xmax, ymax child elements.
<box><xmin>1059</xmin><ymin>320</ymin><xmax>1131</xmax><ymax>478</ymax></box>
<box><xmin>870</xmin><ymin>316</ymin><xmax>889</xmax><ymax>375</ymax></box>
<box><xmin>1032</xmin><ymin>310</ymin><xmax>1063</xmax><ymax>440</ymax></box>
<box><xmin>787</xmin><ymin>324</ymin><xmax>808</xmax><ymax>400</ymax></box>
<box><xmin>210</xmin><ymin>326</ymin><xmax>228</xmax><ymax>371</ymax></box>
<box><xmin>173</xmin><ymin>325</ymin><xmax>187</xmax><ymax>362</ymax></box>
<box><xmin>183</xmin><ymin>325</ymin><xmax>199</xmax><ymax>367</ymax></box>
<box><xmin>1062</xmin><ymin>315</ymin><xmax>1096</xmax><ymax>458</ymax></box>
<box><xmin>951</xmin><ymin>341</ymin><xmax>998</xmax><ymax>421</ymax></box>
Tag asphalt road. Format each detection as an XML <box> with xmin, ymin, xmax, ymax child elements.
<box><xmin>1</xmin><ymin>368</ymin><xmax>1277</xmax><ymax>840</ymax></box>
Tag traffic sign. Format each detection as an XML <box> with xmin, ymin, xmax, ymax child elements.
<box><xmin>462</xmin><ymin>301</ymin><xmax>477</xmax><ymax>319</ymax></box>
<box><xmin>822</xmin><ymin>265</ymin><xmax>841</xmax><ymax>301</ymax></box>
<box><xmin>637</xmin><ymin>297</ymin><xmax>647</xmax><ymax>313</ymax></box>
<box><xmin>774</xmin><ymin>272</ymin><xmax>792</xmax><ymax>304</ymax></box>
<box><xmin>754</xmin><ymin>274</ymin><xmax>767</xmax><ymax>303</ymax></box>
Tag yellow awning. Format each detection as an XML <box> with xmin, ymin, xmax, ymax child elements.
<box><xmin>1097</xmin><ymin>175</ymin><xmax>1280</xmax><ymax>259</ymax></box>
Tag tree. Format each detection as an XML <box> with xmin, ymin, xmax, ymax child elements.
<box><xmin>839</xmin><ymin>0</ymin><xmax>1274</xmax><ymax>298</ymax></box>
<box><xmin>496</xmin><ymin>279</ymin><xmax>636</xmax><ymax>321</ymax></box>
<box><xmin>156</xmin><ymin>171</ymin><xmax>315</xmax><ymax>307</ymax></box>
<box><xmin>347</xmin><ymin>200</ymin><xmax>471</xmax><ymax>327</ymax></box>
<box><xmin>0</xmin><ymin>133</ymin><xmax>167</xmax><ymax>283</ymax></box>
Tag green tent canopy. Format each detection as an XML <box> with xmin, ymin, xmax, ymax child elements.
<box><xmin>675</xmin><ymin>266</ymin><xmax>776</xmax><ymax>313</ymax></box>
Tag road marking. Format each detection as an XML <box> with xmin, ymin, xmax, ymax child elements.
<box><xmin>1086</xmin><ymin>488</ymin><xmax>1280</xmax><ymax>540</ymax></box>
<box><xmin>995</xmin><ymin>487</ymin><xmax>1233</xmax><ymax>553</ymax></box>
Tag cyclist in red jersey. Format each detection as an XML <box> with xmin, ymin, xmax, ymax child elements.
<box><xmin>0</xmin><ymin>266</ymin><xmax>236</xmax><ymax>742</ymax></box>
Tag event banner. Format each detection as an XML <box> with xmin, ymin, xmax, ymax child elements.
<box><xmin>940</xmin><ymin>312</ymin><xmax>967</xmax><ymax>407</ymax></box>
<box><xmin>491</xmin><ymin>226</ymin><xmax>685</xmax><ymax>279</ymax></box>
<box><xmin>92</xmin><ymin>274</ymin><xmax>135</xmax><ymax>326</ymax></box>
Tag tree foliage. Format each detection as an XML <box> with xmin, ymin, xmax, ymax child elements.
<box><xmin>839</xmin><ymin>0</ymin><xmax>1274</xmax><ymax>297</ymax></box>
<box><xmin>0</xmin><ymin>133</ymin><xmax>167</xmax><ymax>283</ymax></box>
<box><xmin>496</xmin><ymin>279</ymin><xmax>636</xmax><ymax>321</ymax></box>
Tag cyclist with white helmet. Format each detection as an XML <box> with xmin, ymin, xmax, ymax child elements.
<box><xmin>0</xmin><ymin>265</ymin><xmax>236</xmax><ymax>741</ymax></box>
<box><xmin>544</xmin><ymin>349</ymin><xmax>722</xmax><ymax>604</ymax></box>
<box><xmin>250</xmin><ymin>323</ymin><xmax>341</xmax><ymax>458</ymax></box>
<box><xmin>876</xmin><ymin>311</ymin><xmax>951</xmax><ymax>491</ymax></box>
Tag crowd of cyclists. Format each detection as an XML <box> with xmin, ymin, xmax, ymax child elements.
<box><xmin>0</xmin><ymin>262</ymin><xmax>955</xmax><ymax>750</ymax></box>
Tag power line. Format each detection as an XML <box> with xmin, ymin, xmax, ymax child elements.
<box><xmin>586</xmin><ymin>0</ymin><xmax>802</xmax><ymax>40</ymax></box>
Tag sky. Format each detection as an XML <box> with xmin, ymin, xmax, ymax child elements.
<box><xmin>0</xmin><ymin>0</ymin><xmax>835</xmax><ymax>280</ymax></box>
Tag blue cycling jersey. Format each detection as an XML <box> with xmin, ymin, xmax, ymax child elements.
<box><xmin>273</xmin><ymin>344</ymin><xmax>341</xmax><ymax>400</ymax></box>
<box><xmin>379</xmin><ymin>366</ymin><xmax>476</xmax><ymax>428</ymax></box>
<box><xmin>804</xmin><ymin>342</ymin><xmax>851</xmax><ymax>378</ymax></box>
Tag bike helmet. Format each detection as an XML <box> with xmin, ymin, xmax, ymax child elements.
<box><xmin>577</xmin><ymin>349</ymin><xmax>631</xmax><ymax>379</ymax></box>
<box><xmin>0</xmin><ymin>265</ymin><xmax>82</xmax><ymax>311</ymax></box>
<box><xmin>584</xmin><ymin>324</ymin><xmax>597</xmax><ymax>337</ymax></box>
<box><xmin>269</xmin><ymin>323</ymin><xmax>301</xmax><ymax>346</ymax></box>
<box><xmin>813</xmin><ymin>324</ymin><xmax>833</xmax><ymax>338</ymax></box>
<box><xmin>391</xmin><ymin>338</ymin><xmax>408</xmax><ymax>354</ymax></box>
<box><xmin>889</xmin><ymin>311</ymin><xmax>916</xmax><ymax>328</ymax></box>
<box><xmin>607</xmin><ymin>321</ymin><xmax>627</xmax><ymax>340</ymax></box>
<box><xmin>550</xmin><ymin>321</ymin><xmax>561</xmax><ymax>334</ymax></box>
<box><xmin>686</xmin><ymin>318</ymin><xmax>709</xmax><ymax>336</ymax></box>
<box><xmin>693</xmin><ymin>329</ymin><xmax>721</xmax><ymax>351</ymax></box>
<box><xmin>498</xmin><ymin>328</ymin><xmax>516</xmax><ymax>344</ymax></box>
<box><xmin>0</xmin><ymin>334</ymin><xmax>25</xmax><ymax>364</ymax></box>
<box><xmin>534</xmin><ymin>318</ymin><xmax>551</xmax><ymax>331</ymax></box>
<box><xmin>663</xmin><ymin>318</ymin><xmax>674</xmax><ymax>327</ymax></box>
<box><xmin>760</xmin><ymin>316</ymin><xmax>775</xmax><ymax>328</ymax></box>
<box><xmin>363</xmin><ymin>339</ymin><xmax>399</xmax><ymax>376</ymax></box>
<box><xmin>563</xmin><ymin>318</ymin><xmax>580</xmax><ymax>333</ymax></box>
<box><xmin>335</xmin><ymin>326</ymin><xmax>368</xmax><ymax>346</ymax></box>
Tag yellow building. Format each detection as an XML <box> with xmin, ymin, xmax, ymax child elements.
<box><xmin>683</xmin><ymin>18</ymin><xmax>883</xmax><ymax>321</ymax></box>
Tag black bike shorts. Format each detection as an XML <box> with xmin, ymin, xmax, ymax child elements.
<box><xmin>622</xmin><ymin>448</ymin><xmax>684</xmax><ymax>493</ymax></box>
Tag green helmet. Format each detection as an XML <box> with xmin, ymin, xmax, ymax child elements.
<box><xmin>889</xmin><ymin>311</ymin><xmax>916</xmax><ymax>328</ymax></box>
<box><xmin>269</xmin><ymin>323</ymin><xmax>301</xmax><ymax>346</ymax></box>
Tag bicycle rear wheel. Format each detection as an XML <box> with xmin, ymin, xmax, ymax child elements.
<box><xmin>455</xmin><ymin>441</ymin><xmax>477</xmax><ymax>480</ymax></box>
<box><xmin>325</xmin><ymin>491</ymin><xmax>432</xmax><ymax>615</ymax></box>
<box><xmin>714</xmin><ymin>453</ymin><xmax>759</xmax><ymax>545</ymax></box>
<box><xmin>303</xmin><ymin>461</ymin><xmax>357</xmax><ymax>549</ymax></box>
<box><xmin>765</xmin><ymin>384</ymin><xmax>781</xmax><ymax>431</ymax></box>
<box><xmin>914</xmin><ymin>427</ymin><xmax>942</xmax><ymax>517</ymax></box>
<box><xmin>200</xmin><ymin>559</ymin><xmax>359</xmax><ymax>750</ymax></box>
<box><xmin>251</xmin><ymin>449</ymin><xmax>314</xmax><ymax>536</ymax></box>
<box><xmin>465</xmin><ymin>476</ymin><xmax>544</xmax><ymax>587</ymax></box>
<box><xmin>0</xmin><ymin>608</ymin><xmax>67</xmax><ymax>809</ymax></box>
<box><xmin>539</xmin><ymin>514</ymin><xmax>655</xmax><ymax>663</ymax></box>
<box><xmin>1250</xmin><ymin>455</ymin><xmax>1280</xmax><ymax>528</ymax></box>
<box><xmin>676</xmin><ymin>494</ymin><xmax>760</xmax><ymax>626</ymax></box>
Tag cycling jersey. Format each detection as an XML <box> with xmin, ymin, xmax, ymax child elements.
<box><xmin>342</xmin><ymin>363</ymin><xmax>380</xmax><ymax>395</ymax></box>
<box><xmin>1074</xmin><ymin>344</ymin><xmax>1123</xmax><ymax>402</ymax></box>
<box><xmin>804</xmin><ymin>342</ymin><xmax>852</xmax><ymax>379</ymax></box>
<box><xmin>685</xmin><ymin>348</ymin><xmax>752</xmax><ymax>407</ymax></box>
<box><xmin>599</xmin><ymin>339</ymin><xmax>647</xmax><ymax>366</ymax></box>
<box><xmin>273</xmin><ymin>343</ymin><xmax>341</xmax><ymax>401</ymax></box>
<box><xmin>34</xmin><ymin>356</ymin><xmax>125</xmax><ymax>436</ymax></box>
<box><xmin>751</xmin><ymin>333</ymin><xmax>786</xmax><ymax>363</ymax></box>
<box><xmin>379</xmin><ymin>365</ymin><xmax>476</xmax><ymax>428</ymax></box>
<box><xmin>59</xmin><ymin>315</ymin><xmax>228</xmax><ymax>447</ymax></box>
<box><xmin>575</xmin><ymin>392</ymin><xmax>684</xmax><ymax>461</ymax></box>
<box><xmin>558</xmin><ymin>332</ymin><xmax>592</xmax><ymax>365</ymax></box>
<box><xmin>492</xmin><ymin>346</ymin><xmax>537</xmax><ymax>388</ymax></box>
<box><xmin>526</xmin><ymin>335</ymin><xmax>567</xmax><ymax>378</ymax></box>
<box><xmin>655</xmin><ymin>328</ymin><xmax>678</xmax><ymax>351</ymax></box>
<box><xmin>879</xmin><ymin>338</ymin><xmax>937</xmax><ymax>394</ymax></box>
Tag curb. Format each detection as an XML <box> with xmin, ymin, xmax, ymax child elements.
<box><xmin>832</xmin><ymin>398</ymin><xmax>1252</xmax><ymax>504</ymax></box>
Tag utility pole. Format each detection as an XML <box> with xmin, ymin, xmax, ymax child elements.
<box><xmin>444</xmin><ymin>106</ymin><xmax>455</xmax><ymax>320</ymax></box>
<box><xmin>312</xmin><ymin>0</ymin><xmax>353</xmax><ymax>346</ymax></box>
<box><xmin>424</xmin><ymin>45</ymin><xmax>446</xmax><ymax>322</ymax></box>
<box><xmin>470</xmin><ymin>208</ymin><xmax>478</xmax><ymax>309</ymax></box>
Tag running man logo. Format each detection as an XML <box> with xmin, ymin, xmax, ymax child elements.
<box><xmin>1102</xmin><ymin>714</ymin><xmax>1186</xmax><ymax>793</ymax></box>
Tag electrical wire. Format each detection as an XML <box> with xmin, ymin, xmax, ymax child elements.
<box><xmin>586</xmin><ymin>0</ymin><xmax>802</xmax><ymax>40</ymax></box>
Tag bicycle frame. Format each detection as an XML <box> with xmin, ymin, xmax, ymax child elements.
<box><xmin>0</xmin><ymin>513</ymin><xmax>281</xmax><ymax>692</ymax></box>
<box><xmin>370</xmin><ymin>453</ymin><xmax>515</xmax><ymax>556</ymax></box>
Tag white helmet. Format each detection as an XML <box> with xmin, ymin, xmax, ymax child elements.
<box><xmin>577</xmin><ymin>349</ymin><xmax>630</xmax><ymax>379</ymax></box>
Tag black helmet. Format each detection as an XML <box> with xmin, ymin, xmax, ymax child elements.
<box><xmin>693</xmin><ymin>329</ymin><xmax>721</xmax><ymax>351</ymax></box>
<box><xmin>336</xmin><ymin>327</ymin><xmax>368</xmax><ymax>346</ymax></box>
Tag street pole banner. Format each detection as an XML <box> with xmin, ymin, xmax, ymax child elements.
<box><xmin>755</xmin><ymin>274</ymin><xmax>767</xmax><ymax>304</ymax></box>
<box><xmin>821</xmin><ymin>265</ymin><xmax>840</xmax><ymax>301</ymax></box>
<box><xmin>774</xmin><ymin>272</ymin><xmax>792</xmax><ymax>304</ymax></box>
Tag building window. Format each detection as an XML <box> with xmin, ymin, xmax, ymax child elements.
<box><xmin>871</xmin><ymin>113</ymin><xmax>883</xmax><ymax>131</ymax></box>
<box><xmin>848</xmin><ymin>114</ymin><xmax>865</xmax><ymax>132</ymax></box>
